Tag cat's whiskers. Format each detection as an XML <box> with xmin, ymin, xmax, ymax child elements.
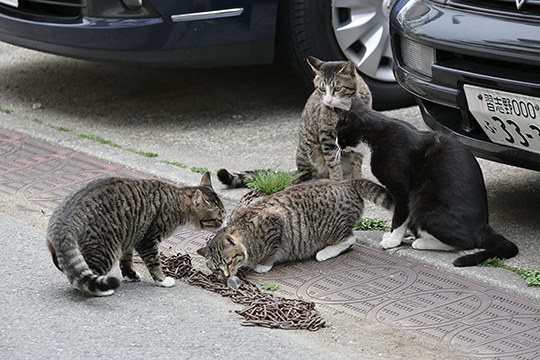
<box><xmin>335</xmin><ymin>146</ymin><xmax>342</xmax><ymax>162</ymax></box>
<box><xmin>334</xmin><ymin>138</ymin><xmax>343</xmax><ymax>162</ymax></box>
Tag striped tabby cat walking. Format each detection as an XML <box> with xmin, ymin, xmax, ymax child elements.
<box><xmin>217</xmin><ymin>56</ymin><xmax>372</xmax><ymax>188</ymax></box>
<box><xmin>197</xmin><ymin>178</ymin><xmax>393</xmax><ymax>278</ymax></box>
<box><xmin>47</xmin><ymin>173</ymin><xmax>225</xmax><ymax>297</ymax></box>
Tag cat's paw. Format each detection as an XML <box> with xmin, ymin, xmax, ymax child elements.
<box><xmin>329</xmin><ymin>173</ymin><xmax>344</xmax><ymax>182</ymax></box>
<box><xmin>123</xmin><ymin>271</ymin><xmax>142</xmax><ymax>282</ymax></box>
<box><xmin>316</xmin><ymin>248</ymin><xmax>337</xmax><ymax>262</ymax></box>
<box><xmin>412</xmin><ymin>237</ymin><xmax>455</xmax><ymax>251</ymax></box>
<box><xmin>253</xmin><ymin>264</ymin><xmax>273</xmax><ymax>273</ymax></box>
<box><xmin>94</xmin><ymin>289</ymin><xmax>115</xmax><ymax>297</ymax></box>
<box><xmin>155</xmin><ymin>277</ymin><xmax>175</xmax><ymax>288</ymax></box>
<box><xmin>381</xmin><ymin>231</ymin><xmax>402</xmax><ymax>249</ymax></box>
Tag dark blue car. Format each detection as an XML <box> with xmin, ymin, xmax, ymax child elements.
<box><xmin>0</xmin><ymin>0</ymin><xmax>413</xmax><ymax>110</ymax></box>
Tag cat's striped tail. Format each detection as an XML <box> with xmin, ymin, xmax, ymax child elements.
<box><xmin>351</xmin><ymin>179</ymin><xmax>394</xmax><ymax>211</ymax></box>
<box><xmin>217</xmin><ymin>169</ymin><xmax>254</xmax><ymax>188</ymax></box>
<box><xmin>452</xmin><ymin>225</ymin><xmax>519</xmax><ymax>267</ymax></box>
<box><xmin>47</xmin><ymin>235</ymin><xmax>120</xmax><ymax>297</ymax></box>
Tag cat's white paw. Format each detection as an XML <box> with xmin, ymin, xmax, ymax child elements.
<box><xmin>412</xmin><ymin>237</ymin><xmax>455</xmax><ymax>251</ymax></box>
<box><xmin>94</xmin><ymin>289</ymin><xmax>115</xmax><ymax>297</ymax></box>
<box><xmin>123</xmin><ymin>271</ymin><xmax>142</xmax><ymax>282</ymax></box>
<box><xmin>316</xmin><ymin>248</ymin><xmax>337</xmax><ymax>262</ymax></box>
<box><xmin>253</xmin><ymin>264</ymin><xmax>273</xmax><ymax>273</ymax></box>
<box><xmin>411</xmin><ymin>239</ymin><xmax>426</xmax><ymax>250</ymax></box>
<box><xmin>381</xmin><ymin>231</ymin><xmax>402</xmax><ymax>249</ymax></box>
<box><xmin>155</xmin><ymin>277</ymin><xmax>175</xmax><ymax>288</ymax></box>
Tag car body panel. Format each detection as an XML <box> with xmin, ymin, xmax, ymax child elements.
<box><xmin>0</xmin><ymin>0</ymin><xmax>277</xmax><ymax>66</ymax></box>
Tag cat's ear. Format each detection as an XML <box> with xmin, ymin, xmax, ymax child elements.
<box><xmin>338</xmin><ymin>60</ymin><xmax>357</xmax><ymax>75</ymax></box>
<box><xmin>193</xmin><ymin>189</ymin><xmax>205</xmax><ymax>208</ymax></box>
<box><xmin>306</xmin><ymin>56</ymin><xmax>324</xmax><ymax>73</ymax></box>
<box><xmin>196</xmin><ymin>246</ymin><xmax>209</xmax><ymax>258</ymax></box>
<box><xmin>222</xmin><ymin>234</ymin><xmax>238</xmax><ymax>248</ymax></box>
<box><xmin>200</xmin><ymin>172</ymin><xmax>213</xmax><ymax>189</ymax></box>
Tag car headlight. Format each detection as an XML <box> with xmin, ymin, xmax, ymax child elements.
<box><xmin>400</xmin><ymin>37</ymin><xmax>435</xmax><ymax>78</ymax></box>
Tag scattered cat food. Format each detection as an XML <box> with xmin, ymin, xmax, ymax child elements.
<box><xmin>160</xmin><ymin>252</ymin><xmax>326</xmax><ymax>331</ymax></box>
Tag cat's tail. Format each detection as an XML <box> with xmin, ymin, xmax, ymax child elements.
<box><xmin>453</xmin><ymin>225</ymin><xmax>519</xmax><ymax>267</ymax></box>
<box><xmin>47</xmin><ymin>235</ymin><xmax>120</xmax><ymax>296</ymax></box>
<box><xmin>217</xmin><ymin>169</ymin><xmax>254</xmax><ymax>188</ymax></box>
<box><xmin>351</xmin><ymin>179</ymin><xmax>394</xmax><ymax>211</ymax></box>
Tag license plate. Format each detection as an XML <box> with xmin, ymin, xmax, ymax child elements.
<box><xmin>0</xmin><ymin>0</ymin><xmax>18</xmax><ymax>7</ymax></box>
<box><xmin>464</xmin><ymin>84</ymin><xmax>540</xmax><ymax>155</ymax></box>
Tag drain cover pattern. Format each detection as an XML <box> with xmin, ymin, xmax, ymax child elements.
<box><xmin>1</xmin><ymin>129</ymin><xmax>539</xmax><ymax>359</ymax></box>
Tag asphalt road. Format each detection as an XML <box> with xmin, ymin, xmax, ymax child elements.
<box><xmin>0</xmin><ymin>42</ymin><xmax>539</xmax><ymax>359</ymax></box>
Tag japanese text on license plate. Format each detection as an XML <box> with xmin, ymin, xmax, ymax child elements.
<box><xmin>464</xmin><ymin>84</ymin><xmax>540</xmax><ymax>155</ymax></box>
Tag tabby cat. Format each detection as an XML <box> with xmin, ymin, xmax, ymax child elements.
<box><xmin>47</xmin><ymin>172</ymin><xmax>225</xmax><ymax>296</ymax></box>
<box><xmin>335</xmin><ymin>96</ymin><xmax>519</xmax><ymax>266</ymax></box>
<box><xmin>217</xmin><ymin>56</ymin><xmax>372</xmax><ymax>188</ymax></box>
<box><xmin>196</xmin><ymin>178</ymin><xmax>393</xmax><ymax>277</ymax></box>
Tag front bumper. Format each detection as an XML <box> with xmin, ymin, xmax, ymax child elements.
<box><xmin>390</xmin><ymin>0</ymin><xmax>540</xmax><ymax>171</ymax></box>
<box><xmin>0</xmin><ymin>0</ymin><xmax>277</xmax><ymax>67</ymax></box>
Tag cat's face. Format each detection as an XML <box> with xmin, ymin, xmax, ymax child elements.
<box><xmin>192</xmin><ymin>172</ymin><xmax>226</xmax><ymax>230</ymax></box>
<box><xmin>308</xmin><ymin>57</ymin><xmax>358</xmax><ymax>110</ymax></box>
<box><xmin>196</xmin><ymin>229</ymin><xmax>247</xmax><ymax>278</ymax></box>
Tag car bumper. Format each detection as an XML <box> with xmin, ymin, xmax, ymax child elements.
<box><xmin>390</xmin><ymin>0</ymin><xmax>540</xmax><ymax>170</ymax></box>
<box><xmin>0</xmin><ymin>0</ymin><xmax>277</xmax><ymax>67</ymax></box>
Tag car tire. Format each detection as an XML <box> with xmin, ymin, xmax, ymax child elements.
<box><xmin>278</xmin><ymin>0</ymin><xmax>414</xmax><ymax>110</ymax></box>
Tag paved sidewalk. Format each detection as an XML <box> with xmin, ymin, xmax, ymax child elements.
<box><xmin>0</xmin><ymin>128</ymin><xmax>539</xmax><ymax>359</ymax></box>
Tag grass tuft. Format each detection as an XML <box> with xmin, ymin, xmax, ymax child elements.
<box><xmin>190</xmin><ymin>166</ymin><xmax>210</xmax><ymax>175</ymax></box>
<box><xmin>354</xmin><ymin>218</ymin><xmax>388</xmax><ymax>231</ymax></box>
<box><xmin>480</xmin><ymin>258</ymin><xmax>540</xmax><ymax>287</ymax></box>
<box><xmin>161</xmin><ymin>160</ymin><xmax>188</xmax><ymax>169</ymax></box>
<box><xmin>246</xmin><ymin>170</ymin><xmax>302</xmax><ymax>195</ymax></box>
<box><xmin>261</xmin><ymin>283</ymin><xmax>280</xmax><ymax>292</ymax></box>
<box><xmin>126</xmin><ymin>148</ymin><xmax>158</xmax><ymax>158</ymax></box>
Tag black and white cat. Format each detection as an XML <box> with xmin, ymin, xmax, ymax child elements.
<box><xmin>336</xmin><ymin>96</ymin><xmax>518</xmax><ymax>267</ymax></box>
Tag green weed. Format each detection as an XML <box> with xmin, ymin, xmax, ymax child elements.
<box><xmin>161</xmin><ymin>160</ymin><xmax>188</xmax><ymax>169</ymax></box>
<box><xmin>162</xmin><ymin>162</ymin><xmax>210</xmax><ymax>175</ymax></box>
<box><xmin>126</xmin><ymin>148</ymin><xmax>158</xmax><ymax>158</ymax></box>
<box><xmin>1</xmin><ymin>108</ymin><xmax>12</xmax><ymax>115</ymax></box>
<box><xmin>44</xmin><ymin>123</ymin><xmax>160</xmax><ymax>158</ymax></box>
<box><xmin>79</xmin><ymin>133</ymin><xmax>122</xmax><ymax>148</ymax></box>
<box><xmin>261</xmin><ymin>283</ymin><xmax>280</xmax><ymax>292</ymax></box>
<box><xmin>354</xmin><ymin>218</ymin><xmax>388</xmax><ymax>231</ymax></box>
<box><xmin>480</xmin><ymin>258</ymin><xmax>540</xmax><ymax>287</ymax></box>
<box><xmin>246</xmin><ymin>169</ymin><xmax>302</xmax><ymax>195</ymax></box>
<box><xmin>190</xmin><ymin>166</ymin><xmax>210</xmax><ymax>175</ymax></box>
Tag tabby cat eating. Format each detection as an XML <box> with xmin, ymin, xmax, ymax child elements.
<box><xmin>196</xmin><ymin>178</ymin><xmax>393</xmax><ymax>277</ymax></box>
<box><xmin>217</xmin><ymin>56</ymin><xmax>372</xmax><ymax>188</ymax></box>
<box><xmin>336</xmin><ymin>96</ymin><xmax>518</xmax><ymax>266</ymax></box>
<box><xmin>47</xmin><ymin>173</ymin><xmax>225</xmax><ymax>296</ymax></box>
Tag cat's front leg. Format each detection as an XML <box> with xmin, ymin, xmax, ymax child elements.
<box><xmin>253</xmin><ymin>248</ymin><xmax>283</xmax><ymax>274</ymax></box>
<box><xmin>381</xmin><ymin>196</ymin><xmax>410</xmax><ymax>249</ymax></box>
<box><xmin>136</xmin><ymin>239</ymin><xmax>175</xmax><ymax>288</ymax></box>
<box><xmin>253</xmin><ymin>263</ymin><xmax>273</xmax><ymax>273</ymax></box>
<box><xmin>349</xmin><ymin>151</ymin><xmax>364</xmax><ymax>179</ymax></box>
<box><xmin>381</xmin><ymin>222</ymin><xmax>408</xmax><ymax>249</ymax></box>
<box><xmin>320</xmin><ymin>131</ymin><xmax>343</xmax><ymax>181</ymax></box>
<box><xmin>316</xmin><ymin>235</ymin><xmax>356</xmax><ymax>261</ymax></box>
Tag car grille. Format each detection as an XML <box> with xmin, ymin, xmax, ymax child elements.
<box><xmin>0</xmin><ymin>0</ymin><xmax>85</xmax><ymax>22</ymax></box>
<box><xmin>446</xmin><ymin>0</ymin><xmax>540</xmax><ymax>18</ymax></box>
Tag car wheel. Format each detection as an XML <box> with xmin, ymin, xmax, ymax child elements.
<box><xmin>278</xmin><ymin>0</ymin><xmax>415</xmax><ymax>110</ymax></box>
